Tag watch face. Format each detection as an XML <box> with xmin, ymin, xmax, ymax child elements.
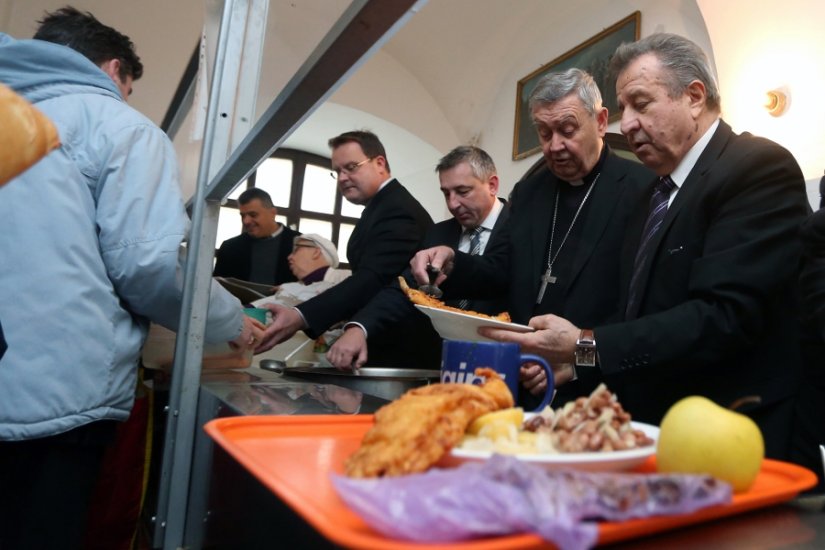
<box><xmin>576</xmin><ymin>329</ymin><xmax>596</xmax><ymax>367</ymax></box>
<box><xmin>575</xmin><ymin>345</ymin><xmax>596</xmax><ymax>367</ymax></box>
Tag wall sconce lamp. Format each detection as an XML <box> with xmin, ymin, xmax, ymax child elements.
<box><xmin>765</xmin><ymin>89</ymin><xmax>789</xmax><ymax>117</ymax></box>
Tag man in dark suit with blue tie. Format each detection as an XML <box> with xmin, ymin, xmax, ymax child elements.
<box><xmin>490</xmin><ymin>34</ymin><xmax>810</xmax><ymax>462</ymax></box>
<box><xmin>326</xmin><ymin>145</ymin><xmax>509</xmax><ymax>371</ymax></box>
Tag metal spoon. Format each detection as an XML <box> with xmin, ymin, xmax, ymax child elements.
<box><xmin>418</xmin><ymin>264</ymin><xmax>443</xmax><ymax>299</ymax></box>
<box><xmin>259</xmin><ymin>359</ymin><xmax>287</xmax><ymax>374</ymax></box>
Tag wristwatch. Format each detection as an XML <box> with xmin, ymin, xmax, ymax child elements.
<box><xmin>575</xmin><ymin>329</ymin><xmax>597</xmax><ymax>367</ymax></box>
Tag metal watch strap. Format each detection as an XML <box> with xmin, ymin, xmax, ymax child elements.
<box><xmin>575</xmin><ymin>328</ymin><xmax>597</xmax><ymax>367</ymax></box>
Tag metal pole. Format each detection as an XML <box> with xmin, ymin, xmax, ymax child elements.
<box><xmin>155</xmin><ymin>0</ymin><xmax>268</xmax><ymax>548</ymax></box>
<box><xmin>153</xmin><ymin>0</ymin><xmax>427</xmax><ymax>547</ymax></box>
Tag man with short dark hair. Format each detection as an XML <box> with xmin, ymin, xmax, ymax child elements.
<box><xmin>213</xmin><ymin>187</ymin><xmax>300</xmax><ymax>285</ymax></box>
<box><xmin>0</xmin><ymin>7</ymin><xmax>260</xmax><ymax>547</ymax></box>
<box><xmin>256</xmin><ymin>131</ymin><xmax>433</xmax><ymax>368</ymax></box>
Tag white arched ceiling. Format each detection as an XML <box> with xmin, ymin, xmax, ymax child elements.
<box><xmin>285</xmin><ymin>102</ymin><xmax>448</xmax><ymax>218</ymax></box>
<box><xmin>358</xmin><ymin>0</ymin><xmax>714</xmax><ymax>197</ymax></box>
<box><xmin>12</xmin><ymin>1</ymin><xmax>818</xmax><ymax>207</ymax></box>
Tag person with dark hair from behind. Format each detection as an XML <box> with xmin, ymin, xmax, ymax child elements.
<box><xmin>256</xmin><ymin>130</ymin><xmax>434</xmax><ymax>368</ymax></box>
<box><xmin>0</xmin><ymin>7</ymin><xmax>262</xmax><ymax>548</ymax></box>
<box><xmin>213</xmin><ymin>187</ymin><xmax>301</xmax><ymax>285</ymax></box>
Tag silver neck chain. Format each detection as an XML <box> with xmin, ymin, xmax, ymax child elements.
<box><xmin>545</xmin><ymin>173</ymin><xmax>600</xmax><ymax>272</ymax></box>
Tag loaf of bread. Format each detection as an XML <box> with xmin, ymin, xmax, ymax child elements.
<box><xmin>0</xmin><ymin>82</ymin><xmax>61</xmax><ymax>187</ymax></box>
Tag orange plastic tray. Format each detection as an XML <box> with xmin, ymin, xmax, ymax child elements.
<box><xmin>204</xmin><ymin>415</ymin><xmax>817</xmax><ymax>549</ymax></box>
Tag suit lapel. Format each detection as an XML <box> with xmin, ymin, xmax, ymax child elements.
<box><xmin>347</xmin><ymin>179</ymin><xmax>398</xmax><ymax>268</ymax></box>
<box><xmin>446</xmin><ymin>219</ymin><xmax>462</xmax><ymax>248</ymax></box>
<box><xmin>629</xmin><ymin>122</ymin><xmax>731</xmax><ymax>313</ymax></box>
<box><xmin>658</xmin><ymin>122</ymin><xmax>730</xmax><ymax>230</ymax></box>
<box><xmin>487</xmin><ymin>198</ymin><xmax>509</xmax><ymax>245</ymax></box>
<box><xmin>643</xmin><ymin>121</ymin><xmax>731</xmax><ymax>255</ymax></box>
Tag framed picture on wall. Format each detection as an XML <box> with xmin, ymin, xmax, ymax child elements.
<box><xmin>512</xmin><ymin>11</ymin><xmax>641</xmax><ymax>160</ymax></box>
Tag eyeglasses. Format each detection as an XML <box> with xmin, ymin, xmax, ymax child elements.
<box><xmin>330</xmin><ymin>157</ymin><xmax>373</xmax><ymax>179</ymax></box>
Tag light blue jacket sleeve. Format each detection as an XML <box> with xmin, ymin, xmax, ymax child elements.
<box><xmin>94</xmin><ymin>119</ymin><xmax>242</xmax><ymax>343</ymax></box>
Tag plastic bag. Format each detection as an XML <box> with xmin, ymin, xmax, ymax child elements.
<box><xmin>332</xmin><ymin>454</ymin><xmax>731</xmax><ymax>550</ymax></box>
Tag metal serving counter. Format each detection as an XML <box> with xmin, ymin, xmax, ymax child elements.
<box><xmin>159</xmin><ymin>366</ymin><xmax>825</xmax><ymax>549</ymax></box>
<box><xmin>176</xmin><ymin>366</ymin><xmax>388</xmax><ymax>548</ymax></box>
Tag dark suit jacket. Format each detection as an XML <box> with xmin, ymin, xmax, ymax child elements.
<box><xmin>596</xmin><ymin>121</ymin><xmax>810</xmax><ymax>458</ymax></box>
<box><xmin>213</xmin><ymin>225</ymin><xmax>300</xmax><ymax>285</ymax></box>
<box><xmin>443</xmin><ymin>153</ymin><xmax>651</xmax><ymax>388</ymax></box>
<box><xmin>800</xmin><ymin>208</ymin><xmax>825</xmax><ymax>351</ymax></box>
<box><xmin>297</xmin><ymin>179</ymin><xmax>433</xmax><ymax>340</ymax></box>
<box><xmin>350</xmin><ymin>200</ymin><xmax>510</xmax><ymax>369</ymax></box>
<box><xmin>442</xmin><ymin>152</ymin><xmax>652</xmax><ymax>401</ymax></box>
<box><xmin>791</xmin><ymin>207</ymin><xmax>825</xmax><ymax>490</ymax></box>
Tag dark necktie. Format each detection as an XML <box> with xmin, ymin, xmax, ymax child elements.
<box><xmin>458</xmin><ymin>227</ymin><xmax>484</xmax><ymax>310</ymax></box>
<box><xmin>625</xmin><ymin>176</ymin><xmax>676</xmax><ymax>317</ymax></box>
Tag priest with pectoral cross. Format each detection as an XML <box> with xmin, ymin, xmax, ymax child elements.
<box><xmin>409</xmin><ymin>68</ymin><xmax>653</xmax><ymax>406</ymax></box>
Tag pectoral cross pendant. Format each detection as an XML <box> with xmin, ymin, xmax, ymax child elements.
<box><xmin>536</xmin><ymin>267</ymin><xmax>557</xmax><ymax>304</ymax></box>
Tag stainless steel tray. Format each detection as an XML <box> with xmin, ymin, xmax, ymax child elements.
<box><xmin>282</xmin><ymin>367</ymin><xmax>440</xmax><ymax>401</ymax></box>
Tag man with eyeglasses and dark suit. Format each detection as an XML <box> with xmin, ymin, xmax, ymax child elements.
<box><xmin>256</xmin><ymin>131</ymin><xmax>433</xmax><ymax>368</ymax></box>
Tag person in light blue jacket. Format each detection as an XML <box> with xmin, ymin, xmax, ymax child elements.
<box><xmin>0</xmin><ymin>7</ymin><xmax>262</xmax><ymax>547</ymax></box>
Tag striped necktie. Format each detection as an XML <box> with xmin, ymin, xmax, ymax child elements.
<box><xmin>458</xmin><ymin>226</ymin><xmax>484</xmax><ymax>310</ymax></box>
<box><xmin>625</xmin><ymin>176</ymin><xmax>676</xmax><ymax>318</ymax></box>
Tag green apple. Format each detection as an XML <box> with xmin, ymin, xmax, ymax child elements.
<box><xmin>656</xmin><ymin>396</ymin><xmax>764</xmax><ymax>492</ymax></box>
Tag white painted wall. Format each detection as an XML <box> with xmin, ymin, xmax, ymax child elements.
<box><xmin>0</xmin><ymin>0</ymin><xmax>205</xmax><ymax>126</ymax></box>
<box><xmin>474</xmin><ymin>0</ymin><xmax>713</xmax><ymax>199</ymax></box>
<box><xmin>4</xmin><ymin>0</ymin><xmax>820</xmax><ymax>211</ymax></box>
<box><xmin>697</xmin><ymin>0</ymin><xmax>825</xmax><ymax>209</ymax></box>
<box><xmin>284</xmin><ymin>0</ymin><xmax>715</xmax><ymax>219</ymax></box>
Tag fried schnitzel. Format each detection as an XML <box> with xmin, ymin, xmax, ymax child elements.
<box><xmin>398</xmin><ymin>276</ymin><xmax>511</xmax><ymax>322</ymax></box>
<box><xmin>345</xmin><ymin>368</ymin><xmax>514</xmax><ymax>478</ymax></box>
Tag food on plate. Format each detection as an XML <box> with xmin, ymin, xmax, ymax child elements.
<box><xmin>467</xmin><ymin>406</ymin><xmax>524</xmax><ymax>435</ymax></box>
<box><xmin>398</xmin><ymin>276</ymin><xmax>511</xmax><ymax>322</ymax></box>
<box><xmin>0</xmin><ymin>82</ymin><xmax>61</xmax><ymax>186</ymax></box>
<box><xmin>345</xmin><ymin>367</ymin><xmax>514</xmax><ymax>477</ymax></box>
<box><xmin>459</xmin><ymin>384</ymin><xmax>654</xmax><ymax>454</ymax></box>
<box><xmin>657</xmin><ymin>395</ymin><xmax>764</xmax><ymax>492</ymax></box>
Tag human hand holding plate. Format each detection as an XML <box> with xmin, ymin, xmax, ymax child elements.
<box><xmin>479</xmin><ymin>313</ymin><xmax>579</xmax><ymax>366</ymax></box>
<box><xmin>414</xmin><ymin>304</ymin><xmax>534</xmax><ymax>343</ymax></box>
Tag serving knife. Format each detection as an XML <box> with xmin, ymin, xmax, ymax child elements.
<box><xmin>418</xmin><ymin>264</ymin><xmax>443</xmax><ymax>298</ymax></box>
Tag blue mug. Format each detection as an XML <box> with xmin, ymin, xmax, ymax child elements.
<box><xmin>440</xmin><ymin>340</ymin><xmax>554</xmax><ymax>411</ymax></box>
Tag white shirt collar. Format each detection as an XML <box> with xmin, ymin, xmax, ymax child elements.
<box><xmin>377</xmin><ymin>177</ymin><xmax>392</xmax><ymax>192</ymax></box>
<box><xmin>269</xmin><ymin>224</ymin><xmax>284</xmax><ymax>239</ymax></box>
<box><xmin>670</xmin><ymin>118</ymin><xmax>720</xmax><ymax>188</ymax></box>
<box><xmin>459</xmin><ymin>198</ymin><xmax>503</xmax><ymax>253</ymax></box>
<box><xmin>477</xmin><ymin>197</ymin><xmax>503</xmax><ymax>232</ymax></box>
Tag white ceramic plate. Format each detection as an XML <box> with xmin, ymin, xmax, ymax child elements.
<box><xmin>446</xmin><ymin>421</ymin><xmax>659</xmax><ymax>472</ymax></box>
<box><xmin>414</xmin><ymin>304</ymin><xmax>534</xmax><ymax>342</ymax></box>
